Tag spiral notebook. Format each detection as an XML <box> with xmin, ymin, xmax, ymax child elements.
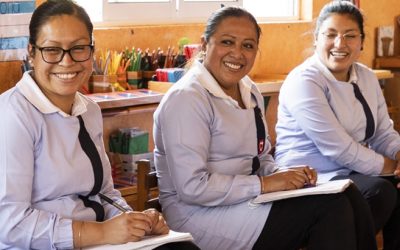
<box><xmin>253</xmin><ymin>179</ymin><xmax>353</xmax><ymax>204</ymax></box>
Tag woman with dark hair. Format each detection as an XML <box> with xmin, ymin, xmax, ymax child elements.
<box><xmin>154</xmin><ymin>5</ymin><xmax>377</xmax><ymax>250</ymax></box>
<box><xmin>0</xmin><ymin>1</ymin><xmax>199</xmax><ymax>249</ymax></box>
<box><xmin>275</xmin><ymin>1</ymin><xmax>400</xmax><ymax>249</ymax></box>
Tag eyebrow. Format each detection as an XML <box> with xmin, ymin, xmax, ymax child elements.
<box><xmin>323</xmin><ymin>28</ymin><xmax>359</xmax><ymax>33</ymax></box>
<box><xmin>220</xmin><ymin>34</ymin><xmax>257</xmax><ymax>42</ymax></box>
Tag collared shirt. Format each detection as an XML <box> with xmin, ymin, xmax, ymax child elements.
<box><xmin>197</xmin><ymin>62</ymin><xmax>256</xmax><ymax>109</ymax></box>
<box><xmin>0</xmin><ymin>72</ymin><xmax>128</xmax><ymax>249</ymax></box>
<box><xmin>153</xmin><ymin>60</ymin><xmax>276</xmax><ymax>250</ymax></box>
<box><xmin>275</xmin><ymin>54</ymin><xmax>400</xmax><ymax>182</ymax></box>
<box><xmin>17</xmin><ymin>71</ymin><xmax>88</xmax><ymax>117</ymax></box>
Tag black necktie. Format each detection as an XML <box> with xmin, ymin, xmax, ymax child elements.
<box><xmin>351</xmin><ymin>83</ymin><xmax>375</xmax><ymax>141</ymax></box>
<box><xmin>77</xmin><ymin>115</ymin><xmax>105</xmax><ymax>222</ymax></box>
<box><xmin>251</xmin><ymin>106</ymin><xmax>266</xmax><ymax>175</ymax></box>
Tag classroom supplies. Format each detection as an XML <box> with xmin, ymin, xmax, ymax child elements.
<box><xmin>155</xmin><ymin>68</ymin><xmax>185</xmax><ymax>83</ymax></box>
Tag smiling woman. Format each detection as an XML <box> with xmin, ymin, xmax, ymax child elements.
<box><xmin>0</xmin><ymin>1</ymin><xmax>199</xmax><ymax>249</ymax></box>
<box><xmin>275</xmin><ymin>2</ymin><xmax>400</xmax><ymax>249</ymax></box>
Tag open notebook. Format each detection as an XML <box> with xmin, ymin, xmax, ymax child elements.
<box><xmin>84</xmin><ymin>230</ymin><xmax>193</xmax><ymax>250</ymax></box>
<box><xmin>253</xmin><ymin>179</ymin><xmax>353</xmax><ymax>204</ymax></box>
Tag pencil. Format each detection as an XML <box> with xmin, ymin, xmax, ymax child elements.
<box><xmin>99</xmin><ymin>192</ymin><xmax>128</xmax><ymax>213</ymax></box>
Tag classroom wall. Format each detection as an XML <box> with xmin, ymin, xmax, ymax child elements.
<box><xmin>0</xmin><ymin>0</ymin><xmax>399</xmax><ymax>92</ymax></box>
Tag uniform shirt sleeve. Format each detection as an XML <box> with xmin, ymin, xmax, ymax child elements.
<box><xmin>366</xmin><ymin>72</ymin><xmax>400</xmax><ymax>159</ymax></box>
<box><xmin>0</xmin><ymin>100</ymin><xmax>74</xmax><ymax>249</ymax></box>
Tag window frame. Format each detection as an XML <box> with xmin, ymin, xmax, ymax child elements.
<box><xmin>79</xmin><ymin>0</ymin><xmax>300</xmax><ymax>25</ymax></box>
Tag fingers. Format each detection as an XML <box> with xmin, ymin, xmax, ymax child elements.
<box><xmin>127</xmin><ymin>211</ymin><xmax>153</xmax><ymax>225</ymax></box>
<box><xmin>288</xmin><ymin>168</ymin><xmax>311</xmax><ymax>186</ymax></box>
<box><xmin>151</xmin><ymin>214</ymin><xmax>170</xmax><ymax>235</ymax></box>
<box><xmin>276</xmin><ymin>167</ymin><xmax>316</xmax><ymax>190</ymax></box>
<box><xmin>143</xmin><ymin>209</ymin><xmax>160</xmax><ymax>225</ymax></box>
<box><xmin>301</xmin><ymin>166</ymin><xmax>317</xmax><ymax>185</ymax></box>
<box><xmin>127</xmin><ymin>211</ymin><xmax>169</xmax><ymax>236</ymax></box>
<box><xmin>395</xmin><ymin>162</ymin><xmax>400</xmax><ymax>177</ymax></box>
<box><xmin>102</xmin><ymin>213</ymin><xmax>151</xmax><ymax>244</ymax></box>
<box><xmin>124</xmin><ymin>212</ymin><xmax>152</xmax><ymax>235</ymax></box>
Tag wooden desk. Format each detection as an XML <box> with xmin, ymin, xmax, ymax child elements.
<box><xmin>373</xmin><ymin>69</ymin><xmax>394</xmax><ymax>80</ymax></box>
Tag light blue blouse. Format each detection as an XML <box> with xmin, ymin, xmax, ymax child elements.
<box><xmin>275</xmin><ymin>54</ymin><xmax>400</xmax><ymax>182</ymax></box>
<box><xmin>154</xmin><ymin>61</ymin><xmax>277</xmax><ymax>250</ymax></box>
<box><xmin>0</xmin><ymin>72</ymin><xmax>129</xmax><ymax>249</ymax></box>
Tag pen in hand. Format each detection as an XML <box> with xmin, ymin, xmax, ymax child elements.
<box><xmin>99</xmin><ymin>193</ymin><xmax>128</xmax><ymax>213</ymax></box>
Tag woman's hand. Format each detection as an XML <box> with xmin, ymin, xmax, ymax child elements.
<box><xmin>143</xmin><ymin>209</ymin><xmax>170</xmax><ymax>235</ymax></box>
<box><xmin>381</xmin><ymin>156</ymin><xmax>397</xmax><ymax>176</ymax></box>
<box><xmin>394</xmin><ymin>151</ymin><xmax>400</xmax><ymax>188</ymax></box>
<box><xmin>102</xmin><ymin>211</ymin><xmax>153</xmax><ymax>244</ymax></box>
<box><xmin>260</xmin><ymin>165</ymin><xmax>317</xmax><ymax>193</ymax></box>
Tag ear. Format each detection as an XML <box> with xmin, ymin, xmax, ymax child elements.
<box><xmin>200</xmin><ymin>36</ymin><xmax>207</xmax><ymax>52</ymax></box>
<box><xmin>27</xmin><ymin>43</ymin><xmax>34</xmax><ymax>57</ymax></box>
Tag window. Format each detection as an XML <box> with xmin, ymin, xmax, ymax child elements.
<box><xmin>75</xmin><ymin>0</ymin><xmax>299</xmax><ymax>25</ymax></box>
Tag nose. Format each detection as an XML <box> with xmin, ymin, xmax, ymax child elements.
<box><xmin>59</xmin><ymin>50</ymin><xmax>75</xmax><ymax>65</ymax></box>
<box><xmin>230</xmin><ymin>44</ymin><xmax>243</xmax><ymax>58</ymax></box>
<box><xmin>334</xmin><ymin>35</ymin><xmax>346</xmax><ymax>47</ymax></box>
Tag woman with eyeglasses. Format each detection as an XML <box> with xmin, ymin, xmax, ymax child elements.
<box><xmin>0</xmin><ymin>1</ymin><xmax>201</xmax><ymax>249</ymax></box>
<box><xmin>275</xmin><ymin>1</ymin><xmax>400</xmax><ymax>249</ymax></box>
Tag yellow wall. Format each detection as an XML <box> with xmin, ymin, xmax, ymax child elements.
<box><xmin>1</xmin><ymin>0</ymin><xmax>399</xmax><ymax>93</ymax></box>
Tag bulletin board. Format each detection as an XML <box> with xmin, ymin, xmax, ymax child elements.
<box><xmin>0</xmin><ymin>0</ymin><xmax>35</xmax><ymax>62</ymax></box>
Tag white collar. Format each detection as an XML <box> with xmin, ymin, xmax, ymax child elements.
<box><xmin>17</xmin><ymin>71</ymin><xmax>88</xmax><ymax>117</ymax></box>
<box><xmin>192</xmin><ymin>60</ymin><xmax>255</xmax><ymax>109</ymax></box>
<box><xmin>312</xmin><ymin>53</ymin><xmax>358</xmax><ymax>83</ymax></box>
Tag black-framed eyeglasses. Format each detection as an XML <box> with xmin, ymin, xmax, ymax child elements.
<box><xmin>33</xmin><ymin>44</ymin><xmax>94</xmax><ymax>64</ymax></box>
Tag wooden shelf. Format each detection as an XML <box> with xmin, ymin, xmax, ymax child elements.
<box><xmin>374</xmin><ymin>56</ymin><xmax>400</xmax><ymax>69</ymax></box>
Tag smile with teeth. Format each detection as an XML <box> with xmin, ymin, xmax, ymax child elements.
<box><xmin>330</xmin><ymin>51</ymin><xmax>349</xmax><ymax>57</ymax></box>
<box><xmin>54</xmin><ymin>72</ymin><xmax>78</xmax><ymax>79</ymax></box>
<box><xmin>224</xmin><ymin>62</ymin><xmax>242</xmax><ymax>70</ymax></box>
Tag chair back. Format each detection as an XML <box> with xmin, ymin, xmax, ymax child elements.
<box><xmin>136</xmin><ymin>159</ymin><xmax>161</xmax><ymax>212</ymax></box>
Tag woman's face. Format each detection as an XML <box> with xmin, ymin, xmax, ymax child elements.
<box><xmin>202</xmin><ymin>16</ymin><xmax>258</xmax><ymax>91</ymax></box>
<box><xmin>315</xmin><ymin>13</ymin><xmax>363</xmax><ymax>81</ymax></box>
<box><xmin>29</xmin><ymin>15</ymin><xmax>93</xmax><ymax>103</ymax></box>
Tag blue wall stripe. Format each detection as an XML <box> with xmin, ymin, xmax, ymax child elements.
<box><xmin>0</xmin><ymin>36</ymin><xmax>29</xmax><ymax>50</ymax></box>
<box><xmin>0</xmin><ymin>1</ymin><xmax>35</xmax><ymax>14</ymax></box>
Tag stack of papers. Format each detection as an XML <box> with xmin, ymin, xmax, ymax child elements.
<box><xmin>253</xmin><ymin>179</ymin><xmax>353</xmax><ymax>204</ymax></box>
<box><xmin>84</xmin><ymin>230</ymin><xmax>193</xmax><ymax>250</ymax></box>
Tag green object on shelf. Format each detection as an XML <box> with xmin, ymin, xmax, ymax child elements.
<box><xmin>127</xmin><ymin>131</ymin><xmax>149</xmax><ymax>154</ymax></box>
<box><xmin>109</xmin><ymin>128</ymin><xmax>149</xmax><ymax>154</ymax></box>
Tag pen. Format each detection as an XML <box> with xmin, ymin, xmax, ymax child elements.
<box><xmin>99</xmin><ymin>192</ymin><xmax>128</xmax><ymax>213</ymax></box>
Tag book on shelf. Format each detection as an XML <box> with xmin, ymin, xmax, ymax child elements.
<box><xmin>253</xmin><ymin>179</ymin><xmax>352</xmax><ymax>204</ymax></box>
<box><xmin>84</xmin><ymin>230</ymin><xmax>194</xmax><ymax>250</ymax></box>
